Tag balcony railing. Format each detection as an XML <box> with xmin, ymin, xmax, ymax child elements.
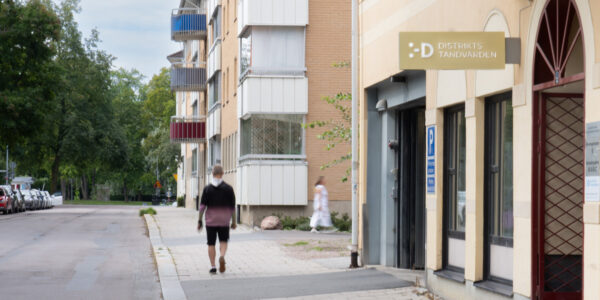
<box><xmin>171</xmin><ymin>65</ymin><xmax>207</xmax><ymax>91</ymax></box>
<box><xmin>171</xmin><ymin>8</ymin><xmax>207</xmax><ymax>41</ymax></box>
<box><xmin>170</xmin><ymin>116</ymin><xmax>206</xmax><ymax>143</ymax></box>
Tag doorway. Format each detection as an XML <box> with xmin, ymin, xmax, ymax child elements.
<box><xmin>396</xmin><ymin>107</ymin><xmax>426</xmax><ymax>269</ymax></box>
<box><xmin>531</xmin><ymin>1</ymin><xmax>585</xmax><ymax>299</ymax></box>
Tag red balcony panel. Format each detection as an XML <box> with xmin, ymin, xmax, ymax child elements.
<box><xmin>170</xmin><ymin>116</ymin><xmax>206</xmax><ymax>143</ymax></box>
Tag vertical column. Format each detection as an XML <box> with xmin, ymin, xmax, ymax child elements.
<box><xmin>380</xmin><ymin>111</ymin><xmax>396</xmax><ymax>266</ymax></box>
<box><xmin>584</xmin><ymin>85</ymin><xmax>600</xmax><ymax>300</ymax></box>
<box><xmin>425</xmin><ymin>69</ymin><xmax>443</xmax><ymax>270</ymax></box>
<box><xmin>464</xmin><ymin>98</ymin><xmax>484</xmax><ymax>281</ymax></box>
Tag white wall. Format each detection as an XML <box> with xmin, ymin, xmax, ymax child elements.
<box><xmin>207</xmin><ymin>40</ymin><xmax>221</xmax><ymax>80</ymax></box>
<box><xmin>239</xmin><ymin>162</ymin><xmax>307</xmax><ymax>205</ymax></box>
<box><xmin>238</xmin><ymin>76</ymin><xmax>308</xmax><ymax>118</ymax></box>
<box><xmin>238</xmin><ymin>0</ymin><xmax>308</xmax><ymax>36</ymax></box>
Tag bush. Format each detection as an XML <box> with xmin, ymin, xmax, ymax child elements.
<box><xmin>177</xmin><ymin>196</ymin><xmax>185</xmax><ymax>207</ymax></box>
<box><xmin>139</xmin><ymin>207</ymin><xmax>157</xmax><ymax>216</ymax></box>
<box><xmin>297</xmin><ymin>222</ymin><xmax>312</xmax><ymax>231</ymax></box>
<box><xmin>331</xmin><ymin>212</ymin><xmax>351</xmax><ymax>232</ymax></box>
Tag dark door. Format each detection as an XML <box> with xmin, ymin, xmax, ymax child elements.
<box><xmin>535</xmin><ymin>93</ymin><xmax>584</xmax><ymax>300</ymax></box>
<box><xmin>396</xmin><ymin>107</ymin><xmax>426</xmax><ymax>269</ymax></box>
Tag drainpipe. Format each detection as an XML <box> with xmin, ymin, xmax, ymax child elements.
<box><xmin>350</xmin><ymin>0</ymin><xmax>359</xmax><ymax>268</ymax></box>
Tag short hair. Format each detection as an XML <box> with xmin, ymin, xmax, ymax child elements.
<box><xmin>212</xmin><ymin>165</ymin><xmax>224</xmax><ymax>176</ymax></box>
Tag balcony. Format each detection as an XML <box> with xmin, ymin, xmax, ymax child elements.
<box><xmin>207</xmin><ymin>40</ymin><xmax>221</xmax><ymax>80</ymax></box>
<box><xmin>171</xmin><ymin>8</ymin><xmax>207</xmax><ymax>41</ymax></box>
<box><xmin>170</xmin><ymin>65</ymin><xmax>207</xmax><ymax>92</ymax></box>
<box><xmin>207</xmin><ymin>0</ymin><xmax>221</xmax><ymax>20</ymax></box>
<box><xmin>237</xmin><ymin>74</ymin><xmax>308</xmax><ymax>118</ymax></box>
<box><xmin>170</xmin><ymin>116</ymin><xmax>206</xmax><ymax>143</ymax></box>
<box><xmin>238</xmin><ymin>161</ymin><xmax>307</xmax><ymax>205</ymax></box>
<box><xmin>238</xmin><ymin>0</ymin><xmax>308</xmax><ymax>36</ymax></box>
<box><xmin>207</xmin><ymin>104</ymin><xmax>221</xmax><ymax>139</ymax></box>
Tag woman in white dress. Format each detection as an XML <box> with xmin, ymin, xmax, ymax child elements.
<box><xmin>310</xmin><ymin>176</ymin><xmax>332</xmax><ymax>232</ymax></box>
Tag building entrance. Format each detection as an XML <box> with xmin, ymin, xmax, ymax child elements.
<box><xmin>532</xmin><ymin>1</ymin><xmax>585</xmax><ymax>298</ymax></box>
<box><xmin>396</xmin><ymin>108</ymin><xmax>426</xmax><ymax>269</ymax></box>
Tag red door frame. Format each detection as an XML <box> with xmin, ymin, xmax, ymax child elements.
<box><xmin>531</xmin><ymin>0</ymin><xmax>586</xmax><ymax>298</ymax></box>
<box><xmin>532</xmin><ymin>92</ymin><xmax>585</xmax><ymax>300</ymax></box>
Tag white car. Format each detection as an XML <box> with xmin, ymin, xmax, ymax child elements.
<box><xmin>43</xmin><ymin>191</ymin><xmax>53</xmax><ymax>208</ymax></box>
<box><xmin>51</xmin><ymin>192</ymin><xmax>63</xmax><ymax>206</ymax></box>
<box><xmin>21</xmin><ymin>190</ymin><xmax>37</xmax><ymax>210</ymax></box>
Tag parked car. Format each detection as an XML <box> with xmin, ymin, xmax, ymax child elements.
<box><xmin>43</xmin><ymin>191</ymin><xmax>53</xmax><ymax>208</ymax></box>
<box><xmin>23</xmin><ymin>189</ymin><xmax>40</xmax><ymax>210</ymax></box>
<box><xmin>52</xmin><ymin>191</ymin><xmax>63</xmax><ymax>206</ymax></box>
<box><xmin>2</xmin><ymin>185</ymin><xmax>25</xmax><ymax>213</ymax></box>
<box><xmin>0</xmin><ymin>186</ymin><xmax>15</xmax><ymax>214</ymax></box>
<box><xmin>35</xmin><ymin>190</ymin><xmax>47</xmax><ymax>209</ymax></box>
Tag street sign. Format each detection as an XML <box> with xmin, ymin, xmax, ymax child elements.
<box><xmin>399</xmin><ymin>32</ymin><xmax>505</xmax><ymax>70</ymax></box>
<box><xmin>173</xmin><ymin>174</ymin><xmax>178</xmax><ymax>181</ymax></box>
<box><xmin>426</xmin><ymin>125</ymin><xmax>436</xmax><ymax>194</ymax></box>
<box><xmin>154</xmin><ymin>180</ymin><xmax>162</xmax><ymax>189</ymax></box>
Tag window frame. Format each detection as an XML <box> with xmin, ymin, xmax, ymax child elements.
<box><xmin>240</xmin><ymin>114</ymin><xmax>305</xmax><ymax>159</ymax></box>
<box><xmin>442</xmin><ymin>104</ymin><xmax>466</xmax><ymax>271</ymax></box>
<box><xmin>483</xmin><ymin>92</ymin><xmax>514</xmax><ymax>285</ymax></box>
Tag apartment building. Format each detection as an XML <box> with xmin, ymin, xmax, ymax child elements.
<box><xmin>169</xmin><ymin>0</ymin><xmax>208</xmax><ymax>209</ymax></box>
<box><xmin>202</xmin><ymin>0</ymin><xmax>352</xmax><ymax>225</ymax></box>
<box><xmin>357</xmin><ymin>0</ymin><xmax>600</xmax><ymax>299</ymax></box>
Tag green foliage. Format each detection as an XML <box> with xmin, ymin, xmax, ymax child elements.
<box><xmin>139</xmin><ymin>207</ymin><xmax>157</xmax><ymax>217</ymax></box>
<box><xmin>177</xmin><ymin>196</ymin><xmax>185</xmax><ymax>207</ymax></box>
<box><xmin>0</xmin><ymin>0</ymin><xmax>61</xmax><ymax>146</ymax></box>
<box><xmin>331</xmin><ymin>212</ymin><xmax>351</xmax><ymax>232</ymax></box>
<box><xmin>302</xmin><ymin>62</ymin><xmax>352</xmax><ymax>182</ymax></box>
<box><xmin>279</xmin><ymin>215</ymin><xmax>311</xmax><ymax>230</ymax></box>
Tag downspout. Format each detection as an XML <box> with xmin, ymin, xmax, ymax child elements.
<box><xmin>350</xmin><ymin>0</ymin><xmax>359</xmax><ymax>268</ymax></box>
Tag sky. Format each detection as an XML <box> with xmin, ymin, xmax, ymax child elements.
<box><xmin>68</xmin><ymin>0</ymin><xmax>181</xmax><ymax>81</ymax></box>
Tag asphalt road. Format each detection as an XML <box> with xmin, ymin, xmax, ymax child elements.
<box><xmin>0</xmin><ymin>205</ymin><xmax>161</xmax><ymax>300</ymax></box>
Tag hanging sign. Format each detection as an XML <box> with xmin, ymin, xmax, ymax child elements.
<box><xmin>399</xmin><ymin>32</ymin><xmax>505</xmax><ymax>70</ymax></box>
<box><xmin>585</xmin><ymin>122</ymin><xmax>600</xmax><ymax>202</ymax></box>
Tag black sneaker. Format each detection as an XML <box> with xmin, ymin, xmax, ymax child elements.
<box><xmin>209</xmin><ymin>267</ymin><xmax>217</xmax><ymax>274</ymax></box>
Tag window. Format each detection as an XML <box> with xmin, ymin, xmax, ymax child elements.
<box><xmin>212</xmin><ymin>8</ymin><xmax>221</xmax><ymax>43</ymax></box>
<box><xmin>209</xmin><ymin>72</ymin><xmax>221</xmax><ymax>108</ymax></box>
<box><xmin>192</xmin><ymin>100</ymin><xmax>198</xmax><ymax>117</ymax></box>
<box><xmin>443</xmin><ymin>105</ymin><xmax>466</xmax><ymax>271</ymax></box>
<box><xmin>225</xmin><ymin>68</ymin><xmax>229</xmax><ymax>103</ymax></box>
<box><xmin>484</xmin><ymin>92</ymin><xmax>513</xmax><ymax>284</ymax></box>
<box><xmin>239</xmin><ymin>27</ymin><xmax>305</xmax><ymax>77</ymax></box>
<box><xmin>241</xmin><ymin>114</ymin><xmax>303</xmax><ymax>156</ymax></box>
<box><xmin>210</xmin><ymin>138</ymin><xmax>221</xmax><ymax>167</ymax></box>
<box><xmin>192</xmin><ymin>149</ymin><xmax>198</xmax><ymax>175</ymax></box>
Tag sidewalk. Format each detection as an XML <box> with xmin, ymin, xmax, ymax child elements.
<box><xmin>147</xmin><ymin>207</ymin><xmax>435</xmax><ymax>300</ymax></box>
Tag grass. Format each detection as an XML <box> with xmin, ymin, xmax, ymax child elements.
<box><xmin>284</xmin><ymin>241</ymin><xmax>309</xmax><ymax>247</ymax></box>
<box><xmin>64</xmin><ymin>200</ymin><xmax>147</xmax><ymax>206</ymax></box>
<box><xmin>310</xmin><ymin>246</ymin><xmax>324</xmax><ymax>251</ymax></box>
<box><xmin>139</xmin><ymin>207</ymin><xmax>157</xmax><ymax>216</ymax></box>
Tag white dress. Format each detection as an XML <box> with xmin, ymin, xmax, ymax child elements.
<box><xmin>310</xmin><ymin>185</ymin><xmax>332</xmax><ymax>227</ymax></box>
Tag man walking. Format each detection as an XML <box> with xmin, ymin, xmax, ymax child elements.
<box><xmin>197</xmin><ymin>165</ymin><xmax>237</xmax><ymax>274</ymax></box>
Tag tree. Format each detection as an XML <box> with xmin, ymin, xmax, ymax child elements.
<box><xmin>0</xmin><ymin>0</ymin><xmax>61</xmax><ymax>146</ymax></box>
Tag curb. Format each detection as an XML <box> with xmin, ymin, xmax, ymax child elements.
<box><xmin>145</xmin><ymin>214</ymin><xmax>187</xmax><ymax>300</ymax></box>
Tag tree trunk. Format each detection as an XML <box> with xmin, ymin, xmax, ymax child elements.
<box><xmin>91</xmin><ymin>169</ymin><xmax>96</xmax><ymax>199</ymax></box>
<box><xmin>81</xmin><ymin>175</ymin><xmax>89</xmax><ymax>200</ymax></box>
<box><xmin>60</xmin><ymin>179</ymin><xmax>66</xmax><ymax>201</ymax></box>
<box><xmin>123</xmin><ymin>179</ymin><xmax>128</xmax><ymax>202</ymax></box>
<box><xmin>50</xmin><ymin>155</ymin><xmax>60</xmax><ymax>194</ymax></box>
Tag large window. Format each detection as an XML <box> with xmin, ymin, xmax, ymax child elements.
<box><xmin>484</xmin><ymin>92</ymin><xmax>513</xmax><ymax>284</ymax></box>
<box><xmin>191</xmin><ymin>149</ymin><xmax>198</xmax><ymax>175</ymax></box>
<box><xmin>212</xmin><ymin>8</ymin><xmax>221</xmax><ymax>44</ymax></box>
<box><xmin>239</xmin><ymin>27</ymin><xmax>305</xmax><ymax>77</ymax></box>
<box><xmin>443</xmin><ymin>105</ymin><xmax>466</xmax><ymax>271</ymax></box>
<box><xmin>241</xmin><ymin>114</ymin><xmax>303</xmax><ymax>156</ymax></box>
<box><xmin>209</xmin><ymin>72</ymin><xmax>220</xmax><ymax>108</ymax></box>
<box><xmin>210</xmin><ymin>138</ymin><xmax>221</xmax><ymax>167</ymax></box>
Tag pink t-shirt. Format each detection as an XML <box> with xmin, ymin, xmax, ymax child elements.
<box><xmin>199</xmin><ymin>204</ymin><xmax>234</xmax><ymax>227</ymax></box>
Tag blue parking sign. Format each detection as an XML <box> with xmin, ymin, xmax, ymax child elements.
<box><xmin>427</xmin><ymin>177</ymin><xmax>435</xmax><ymax>194</ymax></box>
<box><xmin>427</xmin><ymin>126</ymin><xmax>435</xmax><ymax>157</ymax></box>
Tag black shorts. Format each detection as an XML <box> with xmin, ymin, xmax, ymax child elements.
<box><xmin>206</xmin><ymin>226</ymin><xmax>230</xmax><ymax>245</ymax></box>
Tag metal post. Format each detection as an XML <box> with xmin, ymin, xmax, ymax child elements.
<box><xmin>350</xmin><ymin>0</ymin><xmax>359</xmax><ymax>268</ymax></box>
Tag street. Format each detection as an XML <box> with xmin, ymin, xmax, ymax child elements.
<box><xmin>0</xmin><ymin>206</ymin><xmax>161</xmax><ymax>300</ymax></box>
